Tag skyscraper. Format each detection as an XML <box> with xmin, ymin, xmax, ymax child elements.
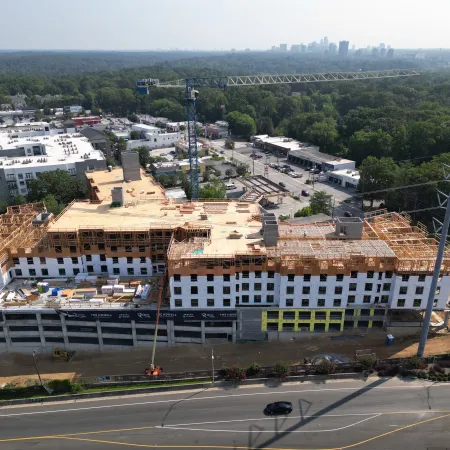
<box><xmin>387</xmin><ymin>48</ymin><xmax>394</xmax><ymax>58</ymax></box>
<box><xmin>324</xmin><ymin>36</ymin><xmax>329</xmax><ymax>47</ymax></box>
<box><xmin>339</xmin><ymin>41</ymin><xmax>349</xmax><ymax>57</ymax></box>
<box><xmin>280</xmin><ymin>44</ymin><xmax>288</xmax><ymax>52</ymax></box>
<box><xmin>329</xmin><ymin>42</ymin><xmax>337</xmax><ymax>54</ymax></box>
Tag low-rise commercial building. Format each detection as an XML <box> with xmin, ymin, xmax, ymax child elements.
<box><xmin>205</xmin><ymin>121</ymin><xmax>228</xmax><ymax>139</ymax></box>
<box><xmin>288</xmin><ymin>148</ymin><xmax>355</xmax><ymax>171</ymax></box>
<box><xmin>127</xmin><ymin>124</ymin><xmax>181</xmax><ymax>151</ymax></box>
<box><xmin>328</xmin><ymin>169</ymin><xmax>360</xmax><ymax>189</ymax></box>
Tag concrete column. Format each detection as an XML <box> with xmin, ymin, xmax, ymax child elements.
<box><xmin>167</xmin><ymin>320</ymin><xmax>175</xmax><ymax>348</ymax></box>
<box><xmin>2</xmin><ymin>323</ymin><xmax>11</xmax><ymax>350</ymax></box>
<box><xmin>201</xmin><ymin>320</ymin><xmax>206</xmax><ymax>344</ymax></box>
<box><xmin>36</xmin><ymin>313</ymin><xmax>46</xmax><ymax>350</ymax></box>
<box><xmin>131</xmin><ymin>320</ymin><xmax>138</xmax><ymax>347</ymax></box>
<box><xmin>445</xmin><ymin>310</ymin><xmax>450</xmax><ymax>329</ymax></box>
<box><xmin>232</xmin><ymin>321</ymin><xmax>237</xmax><ymax>343</ymax></box>
<box><xmin>59</xmin><ymin>315</ymin><xmax>70</xmax><ymax>350</ymax></box>
<box><xmin>96</xmin><ymin>320</ymin><xmax>104</xmax><ymax>351</ymax></box>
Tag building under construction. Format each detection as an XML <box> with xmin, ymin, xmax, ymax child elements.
<box><xmin>0</xmin><ymin>164</ymin><xmax>449</xmax><ymax>352</ymax></box>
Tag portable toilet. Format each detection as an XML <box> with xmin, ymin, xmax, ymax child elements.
<box><xmin>386</xmin><ymin>334</ymin><xmax>394</xmax><ymax>345</ymax></box>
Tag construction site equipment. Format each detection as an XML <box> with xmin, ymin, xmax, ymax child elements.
<box><xmin>136</xmin><ymin>69</ymin><xmax>419</xmax><ymax>199</ymax></box>
<box><xmin>145</xmin><ymin>366</ymin><xmax>163</xmax><ymax>376</ymax></box>
<box><xmin>53</xmin><ymin>348</ymin><xmax>76</xmax><ymax>362</ymax></box>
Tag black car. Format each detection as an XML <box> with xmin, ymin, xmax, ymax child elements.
<box><xmin>344</xmin><ymin>211</ymin><xmax>353</xmax><ymax>217</ymax></box>
<box><xmin>279</xmin><ymin>182</ymin><xmax>286</xmax><ymax>188</ymax></box>
<box><xmin>265</xmin><ymin>401</ymin><xmax>293</xmax><ymax>415</ymax></box>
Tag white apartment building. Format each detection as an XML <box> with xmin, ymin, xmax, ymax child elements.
<box><xmin>126</xmin><ymin>124</ymin><xmax>181</xmax><ymax>151</ymax></box>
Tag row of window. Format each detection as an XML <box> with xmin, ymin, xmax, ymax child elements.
<box><xmin>51</xmin><ymin>245</ymin><xmax>163</xmax><ymax>254</ymax></box>
<box><xmin>16</xmin><ymin>256</ymin><xmax>150</xmax><ymax>265</ymax></box>
<box><xmin>15</xmin><ymin>267</ymin><xmax>152</xmax><ymax>277</ymax></box>
<box><xmin>174</xmin><ymin>272</ymin><xmax>433</xmax><ymax>283</ymax></box>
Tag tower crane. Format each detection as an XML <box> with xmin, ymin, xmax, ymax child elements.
<box><xmin>136</xmin><ymin>69</ymin><xmax>419</xmax><ymax>199</ymax></box>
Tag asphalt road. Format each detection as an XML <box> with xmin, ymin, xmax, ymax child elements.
<box><xmin>1</xmin><ymin>379</ymin><xmax>450</xmax><ymax>449</ymax></box>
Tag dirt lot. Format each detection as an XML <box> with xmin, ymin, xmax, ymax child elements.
<box><xmin>1</xmin><ymin>329</ymin><xmax>450</xmax><ymax>386</ymax></box>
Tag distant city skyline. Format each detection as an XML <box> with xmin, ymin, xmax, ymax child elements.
<box><xmin>0</xmin><ymin>0</ymin><xmax>449</xmax><ymax>51</ymax></box>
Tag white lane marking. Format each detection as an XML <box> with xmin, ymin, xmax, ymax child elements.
<box><xmin>0</xmin><ymin>384</ymin><xmax>445</xmax><ymax>418</ymax></box>
<box><xmin>157</xmin><ymin>414</ymin><xmax>381</xmax><ymax>433</ymax></box>
<box><xmin>161</xmin><ymin>413</ymin><xmax>378</xmax><ymax>428</ymax></box>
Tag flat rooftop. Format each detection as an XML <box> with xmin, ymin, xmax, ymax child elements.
<box><xmin>86</xmin><ymin>168</ymin><xmax>165</xmax><ymax>202</ymax></box>
<box><xmin>0</xmin><ymin>133</ymin><xmax>105</xmax><ymax>168</ymax></box>
<box><xmin>289</xmin><ymin>148</ymin><xmax>354</xmax><ymax>166</ymax></box>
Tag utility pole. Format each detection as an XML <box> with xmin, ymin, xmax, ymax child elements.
<box><xmin>252</xmin><ymin>157</ymin><xmax>255</xmax><ymax>175</ymax></box>
<box><xmin>32</xmin><ymin>350</ymin><xmax>43</xmax><ymax>386</ymax></box>
<box><xmin>417</xmin><ymin>164</ymin><xmax>450</xmax><ymax>357</ymax></box>
<box><xmin>211</xmin><ymin>348</ymin><xmax>215</xmax><ymax>383</ymax></box>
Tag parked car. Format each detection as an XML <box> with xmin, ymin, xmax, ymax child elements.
<box><xmin>344</xmin><ymin>211</ymin><xmax>353</xmax><ymax>217</ymax></box>
<box><xmin>279</xmin><ymin>182</ymin><xmax>286</xmax><ymax>188</ymax></box>
<box><xmin>301</xmin><ymin>189</ymin><xmax>310</xmax><ymax>196</ymax></box>
<box><xmin>269</xmin><ymin>163</ymin><xmax>276</xmax><ymax>168</ymax></box>
<box><xmin>290</xmin><ymin>172</ymin><xmax>303</xmax><ymax>178</ymax></box>
<box><xmin>265</xmin><ymin>402</ymin><xmax>293</xmax><ymax>415</ymax></box>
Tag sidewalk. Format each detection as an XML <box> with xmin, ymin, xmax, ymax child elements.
<box><xmin>1</xmin><ymin>329</ymin><xmax>450</xmax><ymax>385</ymax></box>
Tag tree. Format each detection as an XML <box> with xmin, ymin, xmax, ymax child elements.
<box><xmin>0</xmin><ymin>200</ymin><xmax>8</xmax><ymax>214</ymax></box>
<box><xmin>303</xmin><ymin>119</ymin><xmax>338</xmax><ymax>151</ymax></box>
<box><xmin>179</xmin><ymin>125</ymin><xmax>186</xmax><ymax>131</ymax></box>
<box><xmin>27</xmin><ymin>169</ymin><xmax>86</xmax><ymax>205</ymax></box>
<box><xmin>225</xmin><ymin>139</ymin><xmax>235</xmax><ymax>149</ymax></box>
<box><xmin>226</xmin><ymin>111</ymin><xmax>256</xmax><ymax>138</ymax></box>
<box><xmin>348</xmin><ymin>129</ymin><xmax>393</xmax><ymax>164</ymax></box>
<box><xmin>106</xmin><ymin>156</ymin><xmax>116</xmax><ymax>167</ymax></box>
<box><xmin>202</xmin><ymin>169</ymin><xmax>212</xmax><ymax>183</ymax></box>
<box><xmin>294</xmin><ymin>206</ymin><xmax>313</xmax><ymax>217</ymax></box>
<box><xmin>42</xmin><ymin>194</ymin><xmax>63</xmax><ymax>215</ymax></box>
<box><xmin>12</xmin><ymin>194</ymin><xmax>28</xmax><ymax>205</ymax></box>
<box><xmin>127</xmin><ymin>113</ymin><xmax>139</xmax><ymax>123</ymax></box>
<box><xmin>199</xmin><ymin>178</ymin><xmax>226</xmax><ymax>199</ymax></box>
<box><xmin>117</xmin><ymin>138</ymin><xmax>127</xmax><ymax>153</ymax></box>
<box><xmin>309</xmin><ymin>191</ymin><xmax>333</xmax><ymax>215</ymax></box>
<box><xmin>236</xmin><ymin>163</ymin><xmax>249</xmax><ymax>176</ymax></box>
<box><xmin>257</xmin><ymin>116</ymin><xmax>274</xmax><ymax>135</ymax></box>
<box><xmin>358</xmin><ymin>156</ymin><xmax>398</xmax><ymax>208</ymax></box>
<box><xmin>225</xmin><ymin>168</ymin><xmax>235</xmax><ymax>177</ymax></box>
<box><xmin>133</xmin><ymin>146</ymin><xmax>150</xmax><ymax>167</ymax></box>
<box><xmin>130</xmin><ymin>130</ymin><xmax>140</xmax><ymax>140</ymax></box>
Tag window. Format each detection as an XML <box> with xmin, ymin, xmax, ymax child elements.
<box><xmin>241</xmin><ymin>295</ymin><xmax>249</xmax><ymax>303</ymax></box>
<box><xmin>254</xmin><ymin>283</ymin><xmax>262</xmax><ymax>291</ymax></box>
<box><xmin>336</xmin><ymin>274</ymin><xmax>344</xmax><ymax>282</ymax></box>
<box><xmin>18</xmin><ymin>173</ymin><xmax>23</xmax><ymax>179</ymax></box>
<box><xmin>335</xmin><ymin>286</ymin><xmax>343</xmax><ymax>295</ymax></box>
<box><xmin>363</xmin><ymin>283</ymin><xmax>372</xmax><ymax>291</ymax></box>
<box><xmin>141</xmin><ymin>268</ymin><xmax>148</xmax><ymax>275</ymax></box>
<box><xmin>267</xmin><ymin>283</ymin><xmax>274</xmax><ymax>291</ymax></box>
<box><xmin>27</xmin><ymin>257</ymin><xmax>33</xmax><ymax>265</ymax></box>
<box><xmin>73</xmin><ymin>268</ymin><xmax>80</xmax><ymax>275</ymax></box>
<box><xmin>333</xmin><ymin>299</ymin><xmax>341</xmax><ymax>307</ymax></box>
<box><xmin>254</xmin><ymin>295</ymin><xmax>261</xmax><ymax>303</ymax></box>
<box><xmin>127</xmin><ymin>257</ymin><xmax>133</xmax><ymax>264</ymax></box>
<box><xmin>223</xmin><ymin>299</ymin><xmax>231</xmax><ymax>307</ymax></box>
<box><xmin>415</xmin><ymin>286</ymin><xmax>424</xmax><ymax>295</ymax></box>
<box><xmin>57</xmin><ymin>257</ymin><xmax>64</xmax><ymax>265</ymax></box>
<box><xmin>125</xmin><ymin>247</ymin><xmax>132</xmax><ymax>253</ymax></box>
<box><xmin>71</xmin><ymin>257</ymin><xmax>78</xmax><ymax>264</ymax></box>
<box><xmin>40</xmin><ymin>257</ymin><xmax>46</xmax><ymax>264</ymax></box>
<box><xmin>436</xmin><ymin>286</ymin><xmax>441</xmax><ymax>295</ymax></box>
<box><xmin>286</xmin><ymin>286</ymin><xmax>294</xmax><ymax>295</ymax></box>
<box><xmin>175</xmin><ymin>299</ymin><xmax>182</xmax><ymax>307</ymax></box>
<box><xmin>399</xmin><ymin>286</ymin><xmax>408</xmax><ymax>295</ymax></box>
<box><xmin>318</xmin><ymin>299</ymin><xmax>325</xmax><ymax>307</ymax></box>
<box><xmin>174</xmin><ymin>274</ymin><xmax>181</xmax><ymax>282</ymax></box>
<box><xmin>363</xmin><ymin>295</ymin><xmax>371</xmax><ymax>303</ymax></box>
<box><xmin>42</xmin><ymin>268</ymin><xmax>49</xmax><ymax>276</ymax></box>
<box><xmin>140</xmin><ymin>257</ymin><xmax>146</xmax><ymax>263</ymax></box>
<box><xmin>413</xmin><ymin>299</ymin><xmax>422</xmax><ymax>307</ymax></box>
<box><xmin>287</xmin><ymin>274</ymin><xmax>295</xmax><ymax>282</ymax></box>
<box><xmin>318</xmin><ymin>286</ymin><xmax>327</xmax><ymax>294</ymax></box>
<box><xmin>367</xmin><ymin>271</ymin><xmax>374</xmax><ymax>279</ymax></box>
<box><xmin>242</xmin><ymin>283</ymin><xmax>249</xmax><ymax>291</ymax></box>
<box><xmin>385</xmin><ymin>271</ymin><xmax>393</xmax><ymax>279</ymax></box>
<box><xmin>84</xmin><ymin>244</ymin><xmax>91</xmax><ymax>251</ymax></box>
<box><xmin>55</xmin><ymin>246</ymin><xmax>62</xmax><ymax>253</ymax></box>
<box><xmin>12</xmin><ymin>257</ymin><xmax>19</xmax><ymax>265</ymax></box>
<box><xmin>29</xmin><ymin>269</ymin><xmax>36</xmax><ymax>276</ymax></box>
<box><xmin>191</xmin><ymin>299</ymin><xmax>198</xmax><ymax>307</ymax></box>
<box><xmin>418</xmin><ymin>274</ymin><xmax>426</xmax><ymax>282</ymax></box>
<box><xmin>191</xmin><ymin>286</ymin><xmax>198</xmax><ymax>294</ymax></box>
<box><xmin>58</xmin><ymin>268</ymin><xmax>66</xmax><ymax>276</ymax></box>
<box><xmin>347</xmin><ymin>295</ymin><xmax>355</xmax><ymax>304</ymax></box>
<box><xmin>15</xmin><ymin>269</ymin><xmax>22</xmax><ymax>276</ymax></box>
<box><xmin>401</xmin><ymin>274</ymin><xmax>410</xmax><ymax>282</ymax></box>
<box><xmin>99</xmin><ymin>243</ymin><xmax>105</xmax><ymax>250</ymax></box>
<box><xmin>266</xmin><ymin>295</ymin><xmax>274</xmax><ymax>303</ymax></box>
<box><xmin>286</xmin><ymin>299</ymin><xmax>294</xmax><ymax>307</ymax></box>
<box><xmin>351</xmin><ymin>271</ymin><xmax>358</xmax><ymax>278</ymax></box>
<box><xmin>111</xmin><ymin>246</ymin><xmax>117</xmax><ymax>252</ymax></box>
<box><xmin>86</xmin><ymin>265</ymin><xmax>93</xmax><ymax>272</ymax></box>
<box><xmin>112</xmin><ymin>257</ymin><xmax>119</xmax><ymax>264</ymax></box>
<box><xmin>268</xmin><ymin>271</ymin><xmax>274</xmax><ymax>278</ymax></box>
<box><xmin>349</xmin><ymin>283</ymin><xmax>357</xmax><ymax>291</ymax></box>
<box><xmin>113</xmin><ymin>268</ymin><xmax>120</xmax><ymax>275</ymax></box>
<box><xmin>100</xmin><ymin>254</ymin><xmax>107</xmax><ymax>262</ymax></box>
<box><xmin>223</xmin><ymin>286</ymin><xmax>230</xmax><ymax>295</ymax></box>
<box><xmin>303</xmin><ymin>286</ymin><xmax>310</xmax><ymax>294</ymax></box>
<box><xmin>174</xmin><ymin>287</ymin><xmax>182</xmax><ymax>295</ymax></box>
<box><xmin>255</xmin><ymin>271</ymin><xmax>261</xmax><ymax>278</ymax></box>
<box><xmin>242</xmin><ymin>271</ymin><xmax>249</xmax><ymax>279</ymax></box>
<box><xmin>236</xmin><ymin>285</ymin><xmax>239</xmax><ymax>292</ymax></box>
<box><xmin>86</xmin><ymin>255</ymin><xmax>92</xmax><ymax>262</ymax></box>
<box><xmin>224</xmin><ymin>274</ymin><xmax>231</xmax><ymax>282</ymax></box>
<box><xmin>207</xmin><ymin>274</ymin><xmax>214</xmax><ymax>282</ymax></box>
<box><xmin>235</xmin><ymin>273</ymin><xmax>239</xmax><ymax>280</ymax></box>
<box><xmin>302</xmin><ymin>299</ymin><xmax>309</xmax><ymax>307</ymax></box>
<box><xmin>191</xmin><ymin>274</ymin><xmax>197</xmax><ymax>282</ymax></box>
<box><xmin>397</xmin><ymin>299</ymin><xmax>406</xmax><ymax>307</ymax></box>
<box><xmin>127</xmin><ymin>268</ymin><xmax>134</xmax><ymax>275</ymax></box>
<box><xmin>320</xmin><ymin>274</ymin><xmax>327</xmax><ymax>282</ymax></box>
<box><xmin>207</xmin><ymin>299</ymin><xmax>215</xmax><ymax>307</ymax></box>
<box><xmin>304</xmin><ymin>274</ymin><xmax>311</xmax><ymax>282</ymax></box>
<box><xmin>207</xmin><ymin>286</ymin><xmax>214</xmax><ymax>294</ymax></box>
<box><xmin>101</xmin><ymin>265</ymin><xmax>107</xmax><ymax>273</ymax></box>
<box><xmin>383</xmin><ymin>283</ymin><xmax>391</xmax><ymax>292</ymax></box>
<box><xmin>381</xmin><ymin>295</ymin><xmax>389</xmax><ymax>303</ymax></box>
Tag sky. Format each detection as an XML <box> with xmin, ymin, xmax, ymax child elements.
<box><xmin>0</xmin><ymin>0</ymin><xmax>447</xmax><ymax>51</ymax></box>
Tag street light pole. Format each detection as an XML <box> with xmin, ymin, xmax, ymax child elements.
<box><xmin>211</xmin><ymin>348</ymin><xmax>215</xmax><ymax>383</ymax></box>
<box><xmin>32</xmin><ymin>350</ymin><xmax>43</xmax><ymax>386</ymax></box>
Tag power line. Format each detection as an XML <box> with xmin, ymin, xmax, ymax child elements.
<box><xmin>356</xmin><ymin>179</ymin><xmax>447</xmax><ymax>197</ymax></box>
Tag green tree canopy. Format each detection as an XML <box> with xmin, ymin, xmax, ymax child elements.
<box><xmin>309</xmin><ymin>191</ymin><xmax>333</xmax><ymax>215</ymax></box>
<box><xmin>226</xmin><ymin>111</ymin><xmax>256</xmax><ymax>138</ymax></box>
<box><xmin>199</xmin><ymin>178</ymin><xmax>226</xmax><ymax>199</ymax></box>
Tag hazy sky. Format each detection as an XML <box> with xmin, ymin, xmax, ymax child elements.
<box><xmin>0</xmin><ymin>0</ymin><xmax>447</xmax><ymax>50</ymax></box>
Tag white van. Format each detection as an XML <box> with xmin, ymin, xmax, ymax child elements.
<box><xmin>226</xmin><ymin>183</ymin><xmax>236</xmax><ymax>190</ymax></box>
